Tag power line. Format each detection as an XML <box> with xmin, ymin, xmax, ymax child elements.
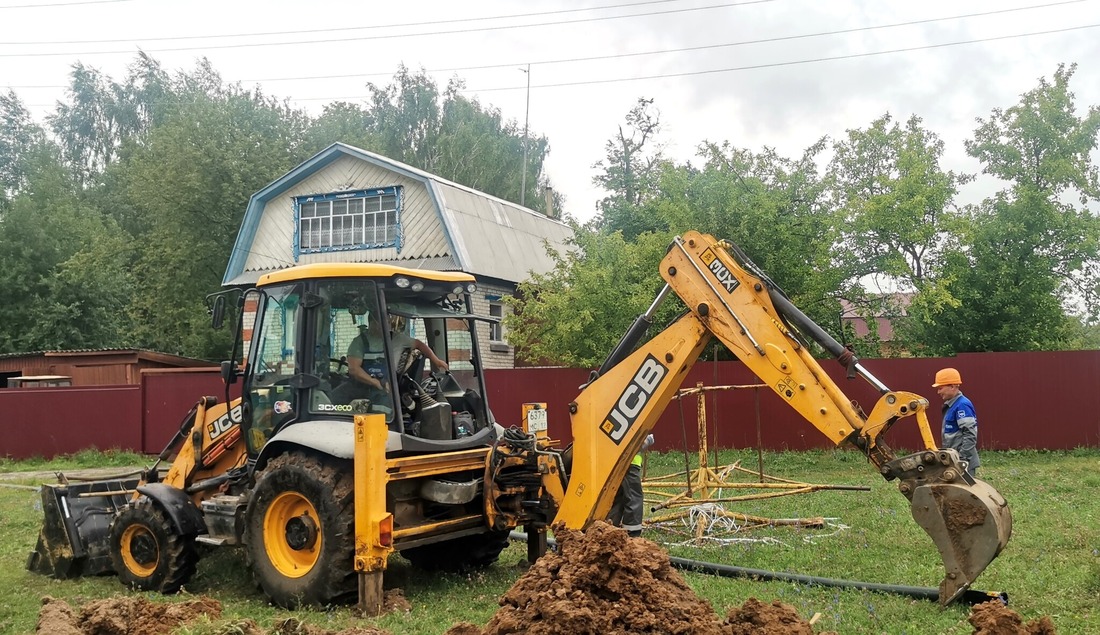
<box><xmin>4</xmin><ymin>0</ymin><xmax>1086</xmax><ymax>89</ymax></box>
<box><xmin>236</xmin><ymin>0</ymin><xmax>1088</xmax><ymax>83</ymax></box>
<box><xmin>0</xmin><ymin>0</ymin><xmax>774</xmax><ymax>58</ymax></box>
<box><xmin>280</xmin><ymin>23</ymin><xmax>1100</xmax><ymax>102</ymax></box>
<box><xmin>0</xmin><ymin>0</ymin><xmax>131</xmax><ymax>9</ymax></box>
<box><xmin>2</xmin><ymin>0</ymin><xmax>690</xmax><ymax>45</ymax></box>
<box><xmin>16</xmin><ymin>22</ymin><xmax>1098</xmax><ymax>107</ymax></box>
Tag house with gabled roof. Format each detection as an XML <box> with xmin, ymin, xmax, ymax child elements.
<box><xmin>222</xmin><ymin>142</ymin><xmax>574</xmax><ymax>369</ymax></box>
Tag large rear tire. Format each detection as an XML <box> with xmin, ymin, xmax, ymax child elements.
<box><xmin>108</xmin><ymin>497</ymin><xmax>198</xmax><ymax>593</ymax></box>
<box><xmin>244</xmin><ymin>452</ymin><xmax>356</xmax><ymax>608</ymax></box>
<box><xmin>401</xmin><ymin>529</ymin><xmax>510</xmax><ymax>571</ymax></box>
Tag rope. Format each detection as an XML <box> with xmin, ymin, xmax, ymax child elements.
<box><xmin>647</xmin><ymin>502</ymin><xmax>849</xmax><ymax>547</ymax></box>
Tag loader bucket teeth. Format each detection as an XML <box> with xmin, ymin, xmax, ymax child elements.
<box><xmin>910</xmin><ymin>479</ymin><xmax>1012</xmax><ymax>606</ymax></box>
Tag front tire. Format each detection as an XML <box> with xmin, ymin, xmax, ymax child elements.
<box><xmin>244</xmin><ymin>452</ymin><xmax>356</xmax><ymax>608</ymax></box>
<box><xmin>109</xmin><ymin>497</ymin><xmax>198</xmax><ymax>593</ymax></box>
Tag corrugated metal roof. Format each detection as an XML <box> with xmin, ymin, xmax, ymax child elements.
<box><xmin>224</xmin><ymin>143</ymin><xmax>573</xmax><ymax>287</ymax></box>
<box><xmin>0</xmin><ymin>348</ymin><xmax>214</xmax><ymax>365</ymax></box>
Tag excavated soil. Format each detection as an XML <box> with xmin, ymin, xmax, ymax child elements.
<box><xmin>444</xmin><ymin>521</ymin><xmax>1059</xmax><ymax>635</ymax></box>
<box><xmin>969</xmin><ymin>600</ymin><xmax>1057</xmax><ymax>634</ymax></box>
<box><xmin>35</xmin><ymin>595</ymin><xmax>391</xmax><ymax>635</ymax></box>
<box><xmin>444</xmin><ymin>520</ymin><xmax>833</xmax><ymax>635</ymax></box>
<box><xmin>34</xmin><ymin>526</ymin><xmax>1056</xmax><ymax>635</ymax></box>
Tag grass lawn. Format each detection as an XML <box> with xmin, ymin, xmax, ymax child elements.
<box><xmin>1</xmin><ymin>447</ymin><xmax>1098</xmax><ymax>634</ymax></box>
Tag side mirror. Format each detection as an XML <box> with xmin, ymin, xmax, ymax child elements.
<box><xmin>220</xmin><ymin>360</ymin><xmax>239</xmax><ymax>385</ymax></box>
<box><xmin>210</xmin><ymin>295</ymin><xmax>226</xmax><ymax>329</ymax></box>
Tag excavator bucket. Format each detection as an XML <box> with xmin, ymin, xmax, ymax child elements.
<box><xmin>910</xmin><ymin>478</ymin><xmax>1012</xmax><ymax>605</ymax></box>
<box><xmin>26</xmin><ymin>476</ymin><xmax>139</xmax><ymax>579</ymax></box>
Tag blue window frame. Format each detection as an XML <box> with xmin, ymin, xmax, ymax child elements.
<box><xmin>295</xmin><ymin>187</ymin><xmax>401</xmax><ymax>256</ymax></box>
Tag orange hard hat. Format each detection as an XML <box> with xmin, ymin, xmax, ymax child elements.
<box><xmin>932</xmin><ymin>367</ymin><xmax>962</xmax><ymax>387</ymax></box>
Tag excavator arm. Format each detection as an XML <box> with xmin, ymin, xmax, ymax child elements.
<box><xmin>547</xmin><ymin>231</ymin><xmax>1011</xmax><ymax>605</ymax></box>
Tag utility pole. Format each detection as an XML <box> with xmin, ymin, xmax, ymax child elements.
<box><xmin>520</xmin><ymin>63</ymin><xmax>530</xmax><ymax>207</ymax></box>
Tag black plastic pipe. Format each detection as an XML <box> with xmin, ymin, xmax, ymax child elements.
<box><xmin>666</xmin><ymin>555</ymin><xmax>1008</xmax><ymax>607</ymax></box>
<box><xmin>508</xmin><ymin>531</ymin><xmax>1007</xmax><ymax>607</ymax></box>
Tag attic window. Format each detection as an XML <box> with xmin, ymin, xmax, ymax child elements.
<box><xmin>295</xmin><ymin>187</ymin><xmax>401</xmax><ymax>255</ymax></box>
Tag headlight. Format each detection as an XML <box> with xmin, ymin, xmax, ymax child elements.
<box><xmin>411</xmin><ymin>280</ymin><xmax>425</xmax><ymax>292</ymax></box>
<box><xmin>395</xmin><ymin>277</ymin><xmax>410</xmax><ymax>288</ymax></box>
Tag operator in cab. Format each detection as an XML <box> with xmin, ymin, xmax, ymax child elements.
<box><xmin>332</xmin><ymin>313</ymin><xmax>391</xmax><ymax>408</ymax></box>
<box><xmin>333</xmin><ymin>313</ymin><xmax>449</xmax><ymax>408</ymax></box>
<box><xmin>388</xmin><ymin>315</ymin><xmax>449</xmax><ymax>375</ymax></box>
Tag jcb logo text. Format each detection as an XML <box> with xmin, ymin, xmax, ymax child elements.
<box><xmin>700</xmin><ymin>248</ymin><xmax>740</xmax><ymax>294</ymax></box>
<box><xmin>208</xmin><ymin>405</ymin><xmax>243</xmax><ymax>441</ymax></box>
<box><xmin>600</xmin><ymin>355</ymin><xmax>668</xmax><ymax>444</ymax></box>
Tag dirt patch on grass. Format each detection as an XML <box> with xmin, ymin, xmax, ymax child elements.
<box><xmin>444</xmin><ymin>521</ymin><xmax>833</xmax><ymax>635</ymax></box>
<box><xmin>35</xmin><ymin>595</ymin><xmax>391</xmax><ymax>635</ymax></box>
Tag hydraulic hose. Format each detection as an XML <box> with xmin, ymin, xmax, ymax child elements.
<box><xmin>508</xmin><ymin>531</ymin><xmax>1007</xmax><ymax>607</ymax></box>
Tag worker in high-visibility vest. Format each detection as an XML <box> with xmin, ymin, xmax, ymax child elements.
<box><xmin>609</xmin><ymin>434</ymin><xmax>654</xmax><ymax>537</ymax></box>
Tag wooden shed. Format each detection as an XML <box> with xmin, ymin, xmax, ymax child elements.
<box><xmin>0</xmin><ymin>349</ymin><xmax>215</xmax><ymax>387</ymax></box>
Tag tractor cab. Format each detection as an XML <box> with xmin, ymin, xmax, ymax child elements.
<box><xmin>230</xmin><ymin>263</ymin><xmax>496</xmax><ymax>457</ymax></box>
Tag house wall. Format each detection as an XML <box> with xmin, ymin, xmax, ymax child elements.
<box><xmin>244</xmin><ymin>156</ymin><xmax>451</xmax><ymax>274</ymax></box>
<box><xmin>469</xmin><ymin>280</ymin><xmax>516</xmax><ymax>370</ymax></box>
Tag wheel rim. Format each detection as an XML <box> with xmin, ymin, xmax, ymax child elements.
<box><xmin>264</xmin><ymin>491</ymin><xmax>321</xmax><ymax>578</ymax></box>
<box><xmin>119</xmin><ymin>524</ymin><xmax>159</xmax><ymax>577</ymax></box>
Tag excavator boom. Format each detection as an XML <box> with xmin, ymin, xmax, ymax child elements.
<box><xmin>551</xmin><ymin>231</ymin><xmax>1011</xmax><ymax>605</ymax></box>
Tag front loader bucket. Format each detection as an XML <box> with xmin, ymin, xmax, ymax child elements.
<box><xmin>910</xmin><ymin>478</ymin><xmax>1012</xmax><ymax>606</ymax></box>
<box><xmin>26</xmin><ymin>477</ymin><xmax>139</xmax><ymax>579</ymax></box>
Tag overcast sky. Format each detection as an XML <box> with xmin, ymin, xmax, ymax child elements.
<box><xmin>3</xmin><ymin>0</ymin><xmax>1099</xmax><ymax>224</ymax></box>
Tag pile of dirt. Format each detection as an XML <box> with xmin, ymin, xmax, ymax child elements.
<box><xmin>444</xmin><ymin>521</ymin><xmax>832</xmax><ymax>635</ymax></box>
<box><xmin>35</xmin><ymin>595</ymin><xmax>392</xmax><ymax>635</ymax></box>
<box><xmin>33</xmin><ymin>530</ymin><xmax>1056</xmax><ymax>635</ymax></box>
<box><xmin>37</xmin><ymin>596</ymin><xmax>223</xmax><ymax>635</ymax></box>
<box><xmin>969</xmin><ymin>601</ymin><xmax>1056</xmax><ymax>635</ymax></box>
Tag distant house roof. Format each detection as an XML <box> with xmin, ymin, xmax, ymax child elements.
<box><xmin>0</xmin><ymin>348</ymin><xmax>216</xmax><ymax>387</ymax></box>
<box><xmin>840</xmin><ymin>293</ymin><xmax>913</xmax><ymax>341</ymax></box>
<box><xmin>0</xmin><ymin>348</ymin><xmax>213</xmax><ymax>365</ymax></box>
<box><xmin>223</xmin><ymin>143</ymin><xmax>574</xmax><ymax>286</ymax></box>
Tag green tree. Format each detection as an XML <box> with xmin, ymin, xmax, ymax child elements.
<box><xmin>304</xmin><ymin>101</ymin><xmax>379</xmax><ymax>153</ymax></box>
<box><xmin>359</xmin><ymin>69</ymin><xmax>551</xmax><ymax>210</ymax></box>
<box><xmin>0</xmin><ymin>149</ymin><xmax>131</xmax><ymax>352</ymax></box>
<box><xmin>828</xmin><ymin>114</ymin><xmax>973</xmax><ymax>355</ymax></box>
<box><xmin>0</xmin><ymin>90</ymin><xmax>47</xmax><ymax>214</ymax></box>
<box><xmin>925</xmin><ymin>64</ymin><xmax>1100</xmax><ymax>353</ymax></box>
<box><xmin>591</xmin><ymin>97</ymin><xmax>668</xmax><ymax>237</ymax></box>
<box><xmin>119</xmin><ymin>67</ymin><xmax>307</xmax><ymax>359</ymax></box>
<box><xmin>505</xmin><ymin>228</ymin><xmax>678</xmax><ymax>367</ymax></box>
<box><xmin>657</xmin><ymin>140</ymin><xmax>850</xmax><ymax>334</ymax></box>
<box><xmin>829</xmin><ymin>114</ymin><xmax>971</xmax><ymax>288</ymax></box>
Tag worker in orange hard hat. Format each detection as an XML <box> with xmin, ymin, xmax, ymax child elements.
<box><xmin>932</xmin><ymin>368</ymin><xmax>980</xmax><ymax>479</ymax></box>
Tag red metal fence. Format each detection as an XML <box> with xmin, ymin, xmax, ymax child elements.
<box><xmin>1</xmin><ymin>351</ymin><xmax>1097</xmax><ymax>460</ymax></box>
<box><xmin>2</xmin><ymin>369</ymin><xmax>233</xmax><ymax>460</ymax></box>
<box><xmin>485</xmin><ymin>350</ymin><xmax>1100</xmax><ymax>453</ymax></box>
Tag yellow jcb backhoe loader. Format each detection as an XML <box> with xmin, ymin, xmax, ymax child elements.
<box><xmin>27</xmin><ymin>232</ymin><xmax>1011</xmax><ymax>612</ymax></box>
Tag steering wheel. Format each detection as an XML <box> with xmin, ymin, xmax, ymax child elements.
<box><xmin>421</xmin><ymin>372</ymin><xmax>440</xmax><ymax>397</ymax></box>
